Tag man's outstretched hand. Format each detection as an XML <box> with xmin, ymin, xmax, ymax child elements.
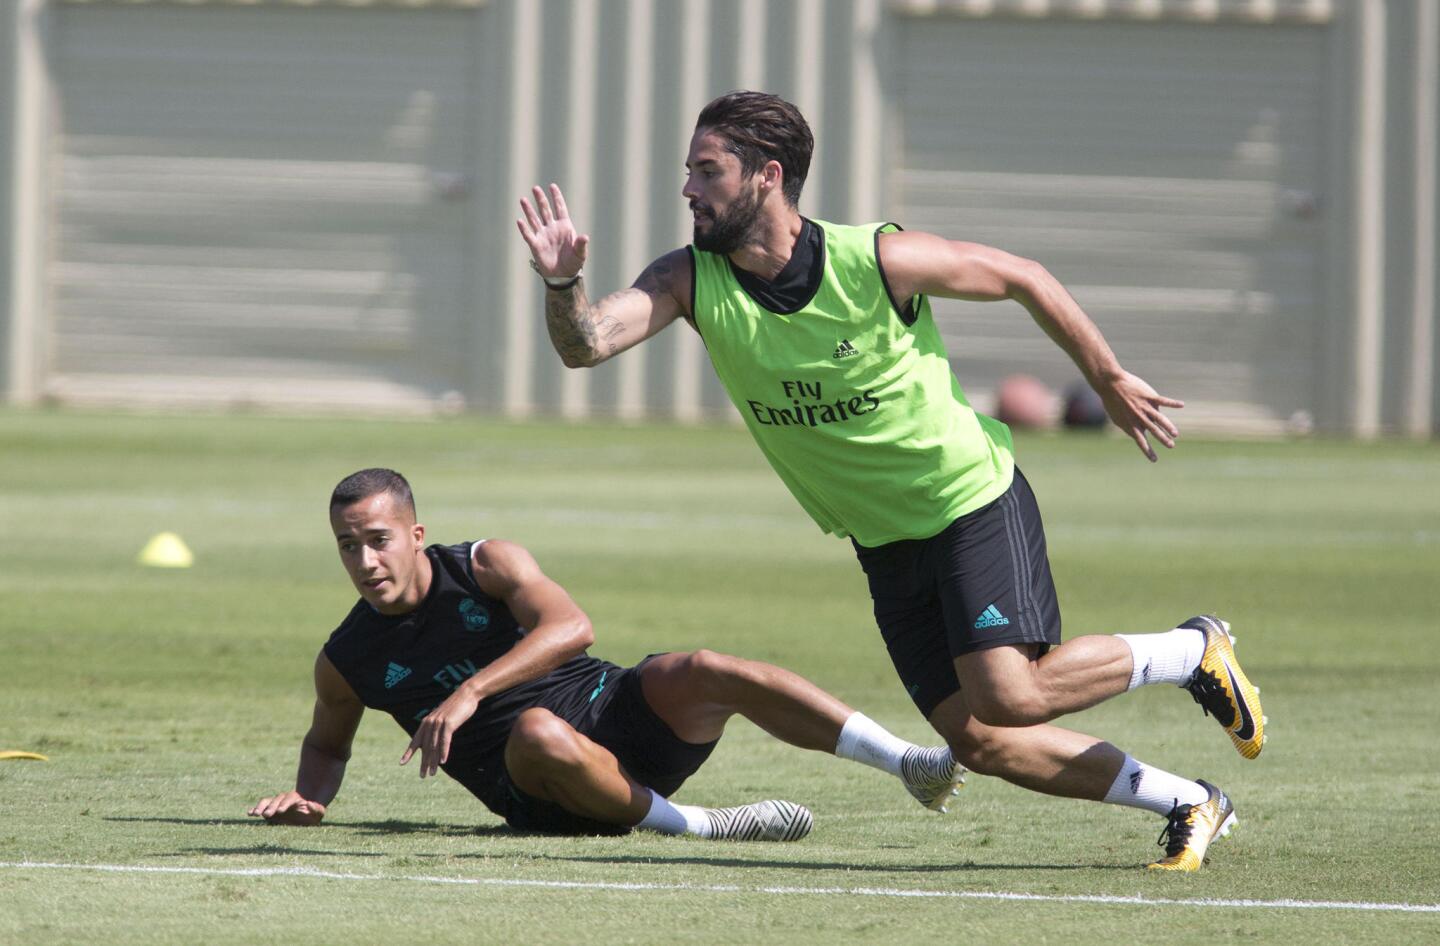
<box><xmin>247</xmin><ymin>791</ymin><xmax>327</xmax><ymax>826</ymax></box>
<box><xmin>517</xmin><ymin>183</ymin><xmax>588</xmax><ymax>278</ymax></box>
<box><xmin>401</xmin><ymin>688</ymin><xmax>480</xmax><ymax>779</ymax></box>
<box><xmin>1095</xmin><ymin>371</ymin><xmax>1184</xmax><ymax>462</ymax></box>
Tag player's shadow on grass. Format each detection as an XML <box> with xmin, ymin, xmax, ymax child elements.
<box><xmin>102</xmin><ymin>818</ymin><xmax>1121</xmax><ymax>870</ymax></box>
<box><xmin>511</xmin><ymin>853</ymin><xmax>1127</xmax><ymax>873</ymax></box>
<box><xmin>107</xmin><ymin>816</ymin><xmax>255</xmax><ymax>827</ymax></box>
<box><xmin>339</xmin><ymin>819</ymin><xmax>511</xmax><ymax>838</ymax></box>
<box><xmin>105</xmin><ymin>815</ymin><xmax>507</xmax><ymax>842</ymax></box>
<box><xmin>172</xmin><ymin>845</ymin><xmax>388</xmax><ymax>858</ymax></box>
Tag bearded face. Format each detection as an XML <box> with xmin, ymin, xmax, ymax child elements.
<box><xmin>691</xmin><ymin>178</ymin><xmax>765</xmax><ymax>254</ymax></box>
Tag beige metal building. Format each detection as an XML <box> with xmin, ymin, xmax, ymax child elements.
<box><xmin>2</xmin><ymin>0</ymin><xmax>1435</xmax><ymax>435</ymax></box>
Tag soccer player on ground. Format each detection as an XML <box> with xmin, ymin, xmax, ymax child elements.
<box><xmin>248</xmin><ymin>468</ymin><xmax>963</xmax><ymax>840</ymax></box>
<box><xmin>516</xmin><ymin>91</ymin><xmax>1267</xmax><ymax>871</ymax></box>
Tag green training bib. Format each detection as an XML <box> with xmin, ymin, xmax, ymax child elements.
<box><xmin>690</xmin><ymin>219</ymin><xmax>1015</xmax><ymax>546</ymax></box>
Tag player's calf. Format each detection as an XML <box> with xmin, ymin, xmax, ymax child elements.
<box><xmin>954</xmin><ymin>643</ymin><xmax>1091</xmax><ymax>727</ymax></box>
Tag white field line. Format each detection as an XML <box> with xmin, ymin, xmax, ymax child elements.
<box><xmin>2</xmin><ymin>861</ymin><xmax>1438</xmax><ymax>914</ymax></box>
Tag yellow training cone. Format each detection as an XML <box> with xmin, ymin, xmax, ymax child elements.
<box><xmin>0</xmin><ymin>751</ymin><xmax>48</xmax><ymax>761</ymax></box>
<box><xmin>139</xmin><ymin>532</ymin><xmax>194</xmax><ymax>568</ymax></box>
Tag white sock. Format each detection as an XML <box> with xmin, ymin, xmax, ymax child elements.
<box><xmin>834</xmin><ymin>712</ymin><xmax>909</xmax><ymax>776</ymax></box>
<box><xmin>1103</xmin><ymin>754</ymin><xmax>1209</xmax><ymax>815</ymax></box>
<box><xmin>1115</xmin><ymin>628</ymin><xmax>1206</xmax><ymax>690</ymax></box>
<box><xmin>636</xmin><ymin>789</ymin><xmax>712</xmax><ymax>837</ymax></box>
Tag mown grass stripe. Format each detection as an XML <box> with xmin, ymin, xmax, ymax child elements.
<box><xmin>4</xmin><ymin>861</ymin><xmax>1437</xmax><ymax>914</ymax></box>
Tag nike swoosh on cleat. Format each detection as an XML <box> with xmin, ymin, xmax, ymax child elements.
<box><xmin>1224</xmin><ymin>663</ymin><xmax>1257</xmax><ymax>740</ymax></box>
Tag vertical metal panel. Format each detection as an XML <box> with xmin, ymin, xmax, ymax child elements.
<box><xmin>0</xmin><ymin>3</ymin><xmax>14</xmax><ymax>396</ymax></box>
<box><xmin>502</xmin><ymin>0</ymin><xmax>542</xmax><ymax>415</ymax></box>
<box><xmin>820</xmin><ymin>2</ymin><xmax>865</xmax><ymax>223</ymax></box>
<box><xmin>5</xmin><ymin>0</ymin><xmax>49</xmax><ymax>405</ymax></box>
<box><xmin>763</xmin><ymin>0</ymin><xmax>797</xmax><ymax>97</ymax></box>
<box><xmin>1407</xmin><ymin>0</ymin><xmax>1436</xmax><ymax>436</ymax></box>
<box><xmin>573</xmin><ymin>0</ymin><xmax>628</xmax><ymax>416</ymax></box>
<box><xmin>848</xmin><ymin>0</ymin><xmax>883</xmax><ymax>223</ymax></box>
<box><xmin>521</xmin><ymin>0</ymin><xmax>582</xmax><ymax>416</ymax></box>
<box><xmin>1315</xmin><ymin>8</ymin><xmax>1353</xmax><ymax>434</ymax></box>
<box><xmin>669</xmin><ymin>0</ymin><xmax>711</xmax><ymax>421</ymax></box>
<box><xmin>1351</xmin><ymin>0</ymin><xmax>1384</xmax><ymax>438</ymax></box>
<box><xmin>464</xmin><ymin>5</ymin><xmax>502</xmax><ymax>414</ymax></box>
<box><xmin>615</xmin><ymin>0</ymin><xmax>655</xmax><ymax>419</ymax></box>
<box><xmin>793</xmin><ymin>0</ymin><xmax>826</xmax><ymax>221</ymax></box>
<box><xmin>558</xmin><ymin>0</ymin><xmax>600</xmax><ymax>419</ymax></box>
<box><xmin>736</xmin><ymin>0</ymin><xmax>766</xmax><ymax>88</ymax></box>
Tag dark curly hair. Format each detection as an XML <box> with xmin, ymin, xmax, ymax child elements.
<box><xmin>696</xmin><ymin>91</ymin><xmax>814</xmax><ymax>207</ymax></box>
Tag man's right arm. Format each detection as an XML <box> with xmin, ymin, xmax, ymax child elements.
<box><xmin>878</xmin><ymin>230</ymin><xmax>1183</xmax><ymax>462</ymax></box>
<box><xmin>517</xmin><ymin>183</ymin><xmax>691</xmax><ymax>368</ymax></box>
<box><xmin>247</xmin><ymin>651</ymin><xmax>364</xmax><ymax>826</ymax></box>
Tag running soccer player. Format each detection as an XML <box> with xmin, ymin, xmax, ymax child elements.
<box><xmin>248</xmin><ymin>468</ymin><xmax>963</xmax><ymax>840</ymax></box>
<box><xmin>516</xmin><ymin>91</ymin><xmax>1267</xmax><ymax>870</ymax></box>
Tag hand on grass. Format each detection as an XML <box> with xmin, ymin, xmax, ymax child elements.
<box><xmin>401</xmin><ymin>689</ymin><xmax>480</xmax><ymax>779</ymax></box>
<box><xmin>1095</xmin><ymin>371</ymin><xmax>1184</xmax><ymax>462</ymax></box>
<box><xmin>517</xmin><ymin>183</ymin><xmax>588</xmax><ymax>278</ymax></box>
<box><xmin>247</xmin><ymin>791</ymin><xmax>327</xmax><ymax>826</ymax></box>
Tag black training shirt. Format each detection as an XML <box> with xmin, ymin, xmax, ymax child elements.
<box><xmin>323</xmin><ymin>541</ymin><xmax>615</xmax><ymax>798</ymax></box>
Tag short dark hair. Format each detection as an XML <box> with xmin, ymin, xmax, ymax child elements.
<box><xmin>696</xmin><ymin>91</ymin><xmax>814</xmax><ymax>207</ymax></box>
<box><xmin>330</xmin><ymin>468</ymin><xmax>416</xmax><ymax>519</ymax></box>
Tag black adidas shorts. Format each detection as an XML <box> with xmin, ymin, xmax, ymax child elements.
<box><xmin>852</xmin><ymin>468</ymin><xmax>1061</xmax><ymax>718</ymax></box>
<box><xmin>494</xmin><ymin>654</ymin><xmax>719</xmax><ymax>836</ymax></box>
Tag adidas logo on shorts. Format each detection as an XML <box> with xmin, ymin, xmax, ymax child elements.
<box><xmin>973</xmin><ymin>604</ymin><xmax>1011</xmax><ymax>629</ymax></box>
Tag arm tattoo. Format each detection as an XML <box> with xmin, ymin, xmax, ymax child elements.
<box><xmin>543</xmin><ymin>255</ymin><xmax>680</xmax><ymax>366</ymax></box>
<box><xmin>596</xmin><ymin>313</ymin><xmax>627</xmax><ymax>354</ymax></box>
<box><xmin>544</xmin><ymin>280</ymin><xmax>600</xmax><ymax>367</ymax></box>
<box><xmin>634</xmin><ymin>257</ymin><xmax>674</xmax><ymax>297</ymax></box>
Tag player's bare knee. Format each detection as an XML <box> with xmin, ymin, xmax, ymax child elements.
<box><xmin>965</xmin><ymin>686</ymin><xmax>1049</xmax><ymax>728</ymax></box>
<box><xmin>944</xmin><ymin>725</ymin><xmax>1010</xmax><ymax>777</ymax></box>
<box><xmin>507</xmin><ymin>708</ymin><xmax>586</xmax><ymax>772</ymax></box>
<box><xmin>679</xmin><ymin>648</ymin><xmax>744</xmax><ymax>697</ymax></box>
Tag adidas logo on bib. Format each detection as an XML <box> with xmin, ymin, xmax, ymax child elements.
<box><xmin>974</xmin><ymin>604</ymin><xmax>1011</xmax><ymax>629</ymax></box>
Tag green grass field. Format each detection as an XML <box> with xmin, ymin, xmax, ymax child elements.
<box><xmin>2</xmin><ymin>409</ymin><xmax>1438</xmax><ymax>944</ymax></box>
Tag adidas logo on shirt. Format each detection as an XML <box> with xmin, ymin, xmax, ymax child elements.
<box><xmin>973</xmin><ymin>604</ymin><xmax>1011</xmax><ymax>629</ymax></box>
<box><xmin>832</xmin><ymin>339</ymin><xmax>860</xmax><ymax>359</ymax></box>
<box><xmin>384</xmin><ymin>661</ymin><xmax>412</xmax><ymax>689</ymax></box>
